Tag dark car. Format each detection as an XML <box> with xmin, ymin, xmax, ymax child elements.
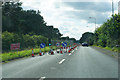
<box><xmin>82</xmin><ymin>43</ymin><xmax>88</xmax><ymax>47</ymax></box>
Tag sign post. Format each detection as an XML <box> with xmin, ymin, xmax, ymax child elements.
<box><xmin>40</xmin><ymin>43</ymin><xmax>46</xmax><ymax>55</ymax></box>
<box><xmin>62</xmin><ymin>42</ymin><xmax>67</xmax><ymax>53</ymax></box>
<box><xmin>56</xmin><ymin>42</ymin><xmax>60</xmax><ymax>53</ymax></box>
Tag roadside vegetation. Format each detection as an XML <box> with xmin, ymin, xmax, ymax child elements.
<box><xmin>1</xmin><ymin>46</ymin><xmax>58</xmax><ymax>63</ymax></box>
<box><xmin>2</xmin><ymin>2</ymin><xmax>62</xmax><ymax>52</ymax></box>
<box><xmin>1</xmin><ymin>2</ymin><xmax>76</xmax><ymax>62</ymax></box>
<box><xmin>80</xmin><ymin>14</ymin><xmax>120</xmax><ymax>53</ymax></box>
<box><xmin>92</xmin><ymin>45</ymin><xmax>120</xmax><ymax>53</ymax></box>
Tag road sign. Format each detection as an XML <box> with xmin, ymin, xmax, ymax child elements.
<box><xmin>62</xmin><ymin>42</ymin><xmax>67</xmax><ymax>47</ymax></box>
<box><xmin>40</xmin><ymin>43</ymin><xmax>45</xmax><ymax>48</ymax></box>
<box><xmin>62</xmin><ymin>43</ymin><xmax>64</xmax><ymax>47</ymax></box>
<box><xmin>64</xmin><ymin>42</ymin><xmax>67</xmax><ymax>45</ymax></box>
<box><xmin>10</xmin><ymin>43</ymin><xmax>20</xmax><ymax>50</ymax></box>
<box><xmin>56</xmin><ymin>42</ymin><xmax>60</xmax><ymax>47</ymax></box>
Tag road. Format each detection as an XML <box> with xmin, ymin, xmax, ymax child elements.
<box><xmin>2</xmin><ymin>46</ymin><xmax>118</xmax><ymax>79</ymax></box>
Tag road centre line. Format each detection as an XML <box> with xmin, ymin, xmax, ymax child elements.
<box><xmin>72</xmin><ymin>50</ymin><xmax>74</xmax><ymax>53</ymax></box>
<box><xmin>39</xmin><ymin>77</ymin><xmax>46</xmax><ymax>80</ymax></box>
<box><xmin>59</xmin><ymin>59</ymin><xmax>65</xmax><ymax>64</ymax></box>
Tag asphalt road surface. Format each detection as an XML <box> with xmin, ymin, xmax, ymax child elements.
<box><xmin>2</xmin><ymin>46</ymin><xmax>118</xmax><ymax>78</ymax></box>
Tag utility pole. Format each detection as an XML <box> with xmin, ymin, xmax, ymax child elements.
<box><xmin>118</xmin><ymin>1</ymin><xmax>120</xmax><ymax>15</ymax></box>
<box><xmin>112</xmin><ymin>0</ymin><xmax>114</xmax><ymax>23</ymax></box>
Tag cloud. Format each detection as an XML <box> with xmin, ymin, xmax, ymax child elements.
<box><xmin>61</xmin><ymin>2</ymin><xmax>118</xmax><ymax>24</ymax></box>
<box><xmin>20</xmin><ymin>0</ymin><xmax>118</xmax><ymax>40</ymax></box>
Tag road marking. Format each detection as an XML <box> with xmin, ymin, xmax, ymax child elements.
<box><xmin>71</xmin><ymin>51</ymin><xmax>74</xmax><ymax>53</ymax></box>
<box><xmin>69</xmin><ymin>53</ymin><xmax>71</xmax><ymax>55</ymax></box>
<box><xmin>59</xmin><ymin>59</ymin><xmax>65</xmax><ymax>64</ymax></box>
<box><xmin>39</xmin><ymin>77</ymin><xmax>46</xmax><ymax>80</ymax></box>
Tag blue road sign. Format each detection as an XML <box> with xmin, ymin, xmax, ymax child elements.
<box><xmin>64</xmin><ymin>42</ymin><xmax>67</xmax><ymax>45</ymax></box>
<box><xmin>40</xmin><ymin>43</ymin><xmax>45</xmax><ymax>48</ymax></box>
<box><xmin>62</xmin><ymin>43</ymin><xmax>64</xmax><ymax>47</ymax></box>
<box><xmin>62</xmin><ymin>42</ymin><xmax>67</xmax><ymax>47</ymax></box>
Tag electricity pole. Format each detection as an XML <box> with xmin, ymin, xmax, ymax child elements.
<box><xmin>112</xmin><ymin>0</ymin><xmax>114</xmax><ymax>23</ymax></box>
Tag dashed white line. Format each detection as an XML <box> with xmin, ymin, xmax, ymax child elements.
<box><xmin>69</xmin><ymin>53</ymin><xmax>71</xmax><ymax>55</ymax></box>
<box><xmin>39</xmin><ymin>77</ymin><xmax>46</xmax><ymax>80</ymax></box>
<box><xmin>71</xmin><ymin>51</ymin><xmax>74</xmax><ymax>53</ymax></box>
<box><xmin>59</xmin><ymin>59</ymin><xmax>65</xmax><ymax>64</ymax></box>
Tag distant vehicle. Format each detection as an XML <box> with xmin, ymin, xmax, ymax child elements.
<box><xmin>82</xmin><ymin>43</ymin><xmax>88</xmax><ymax>47</ymax></box>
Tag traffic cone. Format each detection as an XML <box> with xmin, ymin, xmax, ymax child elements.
<box><xmin>32</xmin><ymin>48</ymin><xmax>34</xmax><ymax>57</ymax></box>
<box><xmin>39</xmin><ymin>48</ymin><xmax>42</xmax><ymax>56</ymax></box>
<box><xmin>68</xmin><ymin>49</ymin><xmax>71</xmax><ymax>53</ymax></box>
<box><xmin>51</xmin><ymin>51</ymin><xmax>54</xmax><ymax>55</ymax></box>
<box><xmin>60</xmin><ymin>50</ymin><xmax>63</xmax><ymax>54</ymax></box>
<box><xmin>39</xmin><ymin>53</ymin><xmax>42</xmax><ymax>56</ymax></box>
<box><xmin>73</xmin><ymin>48</ymin><xmax>74</xmax><ymax>50</ymax></box>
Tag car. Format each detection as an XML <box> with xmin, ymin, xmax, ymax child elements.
<box><xmin>82</xmin><ymin>43</ymin><xmax>88</xmax><ymax>47</ymax></box>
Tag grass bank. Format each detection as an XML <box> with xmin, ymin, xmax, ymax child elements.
<box><xmin>0</xmin><ymin>46</ymin><xmax>59</xmax><ymax>63</ymax></box>
<box><xmin>93</xmin><ymin>45</ymin><xmax>120</xmax><ymax>53</ymax></box>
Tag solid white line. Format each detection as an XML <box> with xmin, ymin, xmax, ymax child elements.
<box><xmin>59</xmin><ymin>59</ymin><xmax>65</xmax><ymax>64</ymax></box>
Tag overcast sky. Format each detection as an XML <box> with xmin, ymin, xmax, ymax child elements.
<box><xmin>20</xmin><ymin>0</ymin><xmax>119</xmax><ymax>40</ymax></box>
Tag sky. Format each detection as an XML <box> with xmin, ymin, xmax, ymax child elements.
<box><xmin>20</xmin><ymin>0</ymin><xmax>119</xmax><ymax>40</ymax></box>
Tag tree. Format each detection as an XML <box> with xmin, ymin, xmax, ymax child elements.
<box><xmin>80</xmin><ymin>32</ymin><xmax>94</xmax><ymax>45</ymax></box>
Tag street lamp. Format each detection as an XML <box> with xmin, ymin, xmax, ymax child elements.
<box><xmin>86</xmin><ymin>26</ymin><xmax>91</xmax><ymax>32</ymax></box>
<box><xmin>89</xmin><ymin>17</ymin><xmax>96</xmax><ymax>31</ymax></box>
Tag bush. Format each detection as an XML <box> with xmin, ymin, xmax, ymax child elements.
<box><xmin>2</xmin><ymin>31</ymin><xmax>48</xmax><ymax>52</ymax></box>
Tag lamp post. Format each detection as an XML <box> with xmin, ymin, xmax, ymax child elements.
<box><xmin>89</xmin><ymin>17</ymin><xmax>97</xmax><ymax>45</ymax></box>
<box><xmin>86</xmin><ymin>26</ymin><xmax>92</xmax><ymax>32</ymax></box>
<box><xmin>89</xmin><ymin>17</ymin><xmax>96</xmax><ymax>31</ymax></box>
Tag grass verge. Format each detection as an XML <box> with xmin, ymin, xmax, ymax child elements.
<box><xmin>93</xmin><ymin>45</ymin><xmax>120</xmax><ymax>53</ymax></box>
<box><xmin>0</xmin><ymin>46</ymin><xmax>58</xmax><ymax>63</ymax></box>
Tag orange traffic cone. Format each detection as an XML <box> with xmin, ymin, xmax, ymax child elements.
<box><xmin>68</xmin><ymin>49</ymin><xmax>71</xmax><ymax>53</ymax></box>
<box><xmin>39</xmin><ymin>48</ymin><xmax>42</xmax><ymax>56</ymax></box>
<box><xmin>32</xmin><ymin>48</ymin><xmax>34</xmax><ymax>57</ymax></box>
<box><xmin>51</xmin><ymin>51</ymin><xmax>54</xmax><ymax>55</ymax></box>
<box><xmin>60</xmin><ymin>50</ymin><xmax>63</xmax><ymax>54</ymax></box>
<box><xmin>39</xmin><ymin>53</ymin><xmax>42</xmax><ymax>56</ymax></box>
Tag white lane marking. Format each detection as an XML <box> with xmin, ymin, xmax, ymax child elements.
<box><xmin>69</xmin><ymin>53</ymin><xmax>71</xmax><ymax>55</ymax></box>
<box><xmin>59</xmin><ymin>59</ymin><xmax>65</xmax><ymax>64</ymax></box>
<box><xmin>39</xmin><ymin>77</ymin><xmax>46</xmax><ymax>80</ymax></box>
<box><xmin>71</xmin><ymin>50</ymin><xmax>74</xmax><ymax>53</ymax></box>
